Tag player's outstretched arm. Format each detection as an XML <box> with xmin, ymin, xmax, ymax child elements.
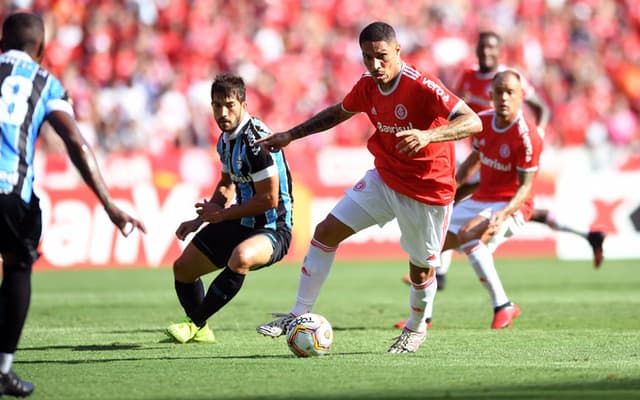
<box><xmin>46</xmin><ymin>110</ymin><xmax>146</xmax><ymax>237</ymax></box>
<box><xmin>257</xmin><ymin>103</ymin><xmax>354</xmax><ymax>152</ymax></box>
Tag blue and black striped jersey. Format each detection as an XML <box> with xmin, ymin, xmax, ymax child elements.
<box><xmin>0</xmin><ymin>50</ymin><xmax>74</xmax><ymax>203</ymax></box>
<box><xmin>217</xmin><ymin>115</ymin><xmax>293</xmax><ymax>231</ymax></box>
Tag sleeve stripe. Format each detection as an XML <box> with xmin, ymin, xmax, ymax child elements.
<box><xmin>251</xmin><ymin>164</ymin><xmax>278</xmax><ymax>182</ymax></box>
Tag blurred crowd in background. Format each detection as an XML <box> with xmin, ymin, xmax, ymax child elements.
<box><xmin>2</xmin><ymin>0</ymin><xmax>639</xmax><ymax>171</ymax></box>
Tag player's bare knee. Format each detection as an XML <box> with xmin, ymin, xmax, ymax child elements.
<box><xmin>228</xmin><ymin>246</ymin><xmax>257</xmax><ymax>274</ymax></box>
<box><xmin>313</xmin><ymin>217</ymin><xmax>348</xmax><ymax>247</ymax></box>
<box><xmin>457</xmin><ymin>230</ymin><xmax>475</xmax><ymax>244</ymax></box>
<box><xmin>172</xmin><ymin>256</ymin><xmax>191</xmax><ymax>280</ymax></box>
<box><xmin>313</xmin><ymin>219</ymin><xmax>332</xmax><ymax>241</ymax></box>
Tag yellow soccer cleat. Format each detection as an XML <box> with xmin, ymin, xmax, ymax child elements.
<box><xmin>166</xmin><ymin>318</ymin><xmax>215</xmax><ymax>344</ymax></box>
<box><xmin>191</xmin><ymin>323</ymin><xmax>216</xmax><ymax>343</ymax></box>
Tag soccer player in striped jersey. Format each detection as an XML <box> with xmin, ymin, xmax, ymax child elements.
<box><xmin>0</xmin><ymin>12</ymin><xmax>146</xmax><ymax>397</ymax></box>
<box><xmin>165</xmin><ymin>73</ymin><xmax>294</xmax><ymax>344</ymax></box>
<box><xmin>255</xmin><ymin>21</ymin><xmax>482</xmax><ymax>353</ymax></box>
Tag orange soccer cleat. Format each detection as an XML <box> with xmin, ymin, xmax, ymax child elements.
<box><xmin>491</xmin><ymin>303</ymin><xmax>520</xmax><ymax>330</ymax></box>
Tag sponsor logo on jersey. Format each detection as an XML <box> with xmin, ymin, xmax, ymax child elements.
<box><xmin>246</xmin><ymin>128</ymin><xmax>261</xmax><ymax>156</ymax></box>
<box><xmin>376</xmin><ymin>121</ymin><xmax>414</xmax><ymax>134</ymax></box>
<box><xmin>353</xmin><ymin>179</ymin><xmax>366</xmax><ymax>191</ymax></box>
<box><xmin>519</xmin><ymin>129</ymin><xmax>534</xmax><ymax>163</ymax></box>
<box><xmin>480</xmin><ymin>153</ymin><xmax>511</xmax><ymax>171</ymax></box>
<box><xmin>422</xmin><ymin>78</ymin><xmax>450</xmax><ymax>102</ymax></box>
<box><xmin>229</xmin><ymin>172</ymin><xmax>252</xmax><ymax>183</ymax></box>
<box><xmin>371</xmin><ymin>106</ymin><xmax>377</xmax><ymax>115</ymax></box>
<box><xmin>394</xmin><ymin>104</ymin><xmax>408</xmax><ymax>120</ymax></box>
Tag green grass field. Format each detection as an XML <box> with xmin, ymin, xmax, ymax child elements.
<box><xmin>14</xmin><ymin>258</ymin><xmax>640</xmax><ymax>399</ymax></box>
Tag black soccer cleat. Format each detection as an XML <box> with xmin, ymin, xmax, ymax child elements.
<box><xmin>587</xmin><ymin>231</ymin><xmax>605</xmax><ymax>269</ymax></box>
<box><xmin>0</xmin><ymin>370</ymin><xmax>34</xmax><ymax>397</ymax></box>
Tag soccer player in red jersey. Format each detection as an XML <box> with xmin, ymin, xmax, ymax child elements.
<box><xmin>424</xmin><ymin>32</ymin><xmax>603</xmax><ymax>298</ymax></box>
<box><xmin>255</xmin><ymin>21</ymin><xmax>482</xmax><ymax>353</ymax></box>
<box><xmin>438</xmin><ymin>69</ymin><xmax>543</xmax><ymax>329</ymax></box>
<box><xmin>458</xmin><ymin>32</ymin><xmax>604</xmax><ymax>268</ymax></box>
<box><xmin>453</xmin><ymin>32</ymin><xmax>549</xmax><ymax>123</ymax></box>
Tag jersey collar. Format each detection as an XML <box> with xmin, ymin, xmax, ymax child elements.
<box><xmin>223</xmin><ymin>112</ymin><xmax>251</xmax><ymax>142</ymax></box>
<box><xmin>492</xmin><ymin>109</ymin><xmax>524</xmax><ymax>133</ymax></box>
<box><xmin>377</xmin><ymin>62</ymin><xmax>405</xmax><ymax>95</ymax></box>
<box><xmin>1</xmin><ymin>49</ymin><xmax>34</xmax><ymax>62</ymax></box>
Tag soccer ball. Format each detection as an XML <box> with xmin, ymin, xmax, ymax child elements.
<box><xmin>286</xmin><ymin>313</ymin><xmax>333</xmax><ymax>357</ymax></box>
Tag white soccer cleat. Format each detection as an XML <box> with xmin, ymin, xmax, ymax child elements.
<box><xmin>387</xmin><ymin>328</ymin><xmax>426</xmax><ymax>353</ymax></box>
<box><xmin>256</xmin><ymin>313</ymin><xmax>297</xmax><ymax>338</ymax></box>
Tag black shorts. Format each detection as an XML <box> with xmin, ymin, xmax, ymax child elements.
<box><xmin>0</xmin><ymin>193</ymin><xmax>42</xmax><ymax>268</ymax></box>
<box><xmin>192</xmin><ymin>220</ymin><xmax>291</xmax><ymax>270</ymax></box>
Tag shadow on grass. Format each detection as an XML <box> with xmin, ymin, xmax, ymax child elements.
<box><xmin>20</xmin><ymin>344</ymin><xmax>143</xmax><ymax>351</ymax></box>
<box><xmin>148</xmin><ymin>380</ymin><xmax>640</xmax><ymax>400</ymax></box>
<box><xmin>105</xmin><ymin>328</ymin><xmax>164</xmax><ymax>334</ymax></box>
<box><xmin>333</xmin><ymin>326</ymin><xmax>367</xmax><ymax>331</ymax></box>
<box><xmin>15</xmin><ymin>347</ymin><xmax>373</xmax><ymax>365</ymax></box>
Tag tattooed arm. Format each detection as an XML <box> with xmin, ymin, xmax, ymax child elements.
<box><xmin>396</xmin><ymin>102</ymin><xmax>482</xmax><ymax>156</ymax></box>
<box><xmin>255</xmin><ymin>103</ymin><xmax>355</xmax><ymax>151</ymax></box>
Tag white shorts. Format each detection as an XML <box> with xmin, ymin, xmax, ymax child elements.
<box><xmin>449</xmin><ymin>198</ymin><xmax>526</xmax><ymax>252</ymax></box>
<box><xmin>330</xmin><ymin>169</ymin><xmax>452</xmax><ymax>269</ymax></box>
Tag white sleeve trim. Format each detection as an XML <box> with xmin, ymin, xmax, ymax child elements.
<box><xmin>46</xmin><ymin>98</ymin><xmax>75</xmax><ymax>117</ymax></box>
<box><xmin>251</xmin><ymin>164</ymin><xmax>278</xmax><ymax>182</ymax></box>
<box><xmin>340</xmin><ymin>102</ymin><xmax>358</xmax><ymax>114</ymax></box>
<box><xmin>447</xmin><ymin>100</ymin><xmax>464</xmax><ymax>120</ymax></box>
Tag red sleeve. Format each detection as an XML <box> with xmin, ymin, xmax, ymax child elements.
<box><xmin>342</xmin><ymin>75</ymin><xmax>368</xmax><ymax>113</ymax></box>
<box><xmin>516</xmin><ymin>117</ymin><xmax>543</xmax><ymax>171</ymax></box>
<box><xmin>420</xmin><ymin>72</ymin><xmax>462</xmax><ymax>121</ymax></box>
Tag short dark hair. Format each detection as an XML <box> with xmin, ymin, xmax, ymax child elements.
<box><xmin>210</xmin><ymin>73</ymin><xmax>246</xmax><ymax>103</ymax></box>
<box><xmin>478</xmin><ymin>31</ymin><xmax>501</xmax><ymax>45</ymax></box>
<box><xmin>1</xmin><ymin>12</ymin><xmax>44</xmax><ymax>53</ymax></box>
<box><xmin>359</xmin><ymin>22</ymin><xmax>397</xmax><ymax>45</ymax></box>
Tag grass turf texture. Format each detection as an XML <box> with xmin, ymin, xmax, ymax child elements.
<box><xmin>15</xmin><ymin>258</ymin><xmax>640</xmax><ymax>399</ymax></box>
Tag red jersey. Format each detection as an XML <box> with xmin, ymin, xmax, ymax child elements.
<box><xmin>453</xmin><ymin>65</ymin><xmax>535</xmax><ymax>113</ymax></box>
<box><xmin>342</xmin><ymin>63</ymin><xmax>463</xmax><ymax>205</ymax></box>
<box><xmin>471</xmin><ymin>110</ymin><xmax>543</xmax><ymax>220</ymax></box>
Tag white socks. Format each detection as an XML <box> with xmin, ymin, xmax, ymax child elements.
<box><xmin>462</xmin><ymin>240</ymin><xmax>509</xmax><ymax>308</ymax></box>
<box><xmin>0</xmin><ymin>353</ymin><xmax>14</xmax><ymax>374</ymax></box>
<box><xmin>404</xmin><ymin>276</ymin><xmax>437</xmax><ymax>333</ymax></box>
<box><xmin>290</xmin><ymin>239</ymin><xmax>337</xmax><ymax>316</ymax></box>
<box><xmin>437</xmin><ymin>249</ymin><xmax>453</xmax><ymax>275</ymax></box>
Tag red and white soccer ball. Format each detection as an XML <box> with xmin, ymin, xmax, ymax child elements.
<box><xmin>286</xmin><ymin>313</ymin><xmax>333</xmax><ymax>357</ymax></box>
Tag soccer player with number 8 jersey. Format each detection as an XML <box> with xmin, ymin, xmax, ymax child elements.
<box><xmin>0</xmin><ymin>12</ymin><xmax>146</xmax><ymax>397</ymax></box>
